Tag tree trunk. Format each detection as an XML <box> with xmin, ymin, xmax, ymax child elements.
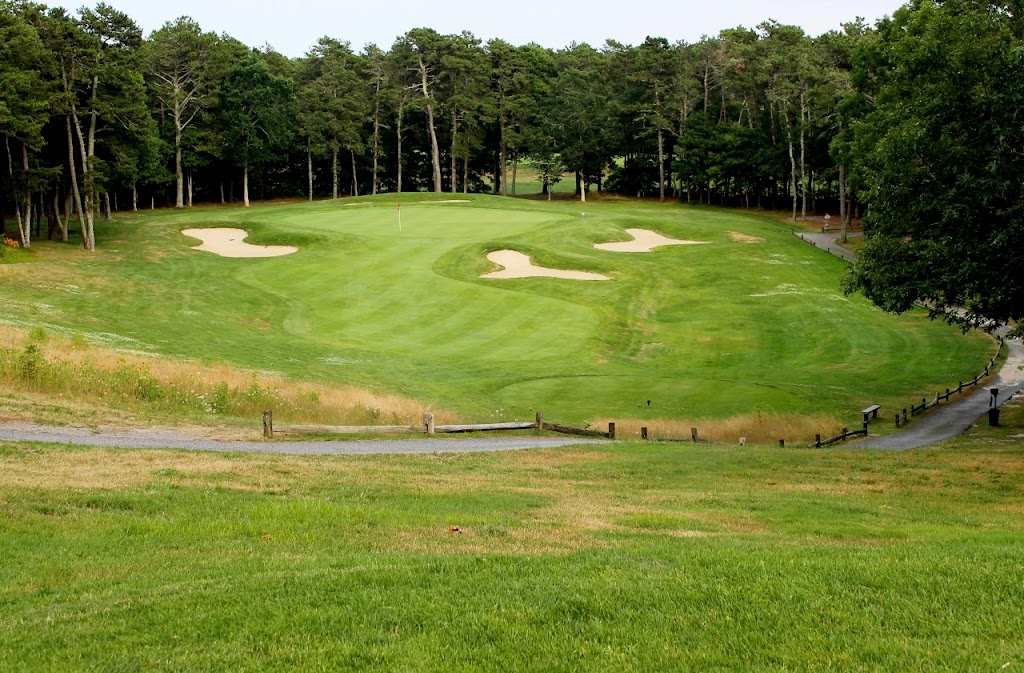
<box><xmin>371</xmin><ymin>98</ymin><xmax>381</xmax><ymax>195</ymax></box>
<box><xmin>132</xmin><ymin>184</ymin><xmax>138</xmax><ymax>212</ymax></box>
<box><xmin>781</xmin><ymin>108</ymin><xmax>797</xmax><ymax>221</ymax></box>
<box><xmin>243</xmin><ymin>166</ymin><xmax>250</xmax><ymax>207</ymax></box>
<box><xmin>657</xmin><ymin>127</ymin><xmax>666</xmax><ymax>203</ymax></box>
<box><xmin>65</xmin><ymin>116</ymin><xmax>85</xmax><ymax>237</ymax></box>
<box><xmin>60</xmin><ymin>193</ymin><xmax>70</xmax><ymax>241</ymax></box>
<box><xmin>499</xmin><ymin>120</ymin><xmax>508</xmax><ymax>197</ymax></box>
<box><xmin>332</xmin><ymin>147</ymin><xmax>339</xmax><ymax>199</ymax></box>
<box><xmin>511</xmin><ymin>154</ymin><xmax>518</xmax><ymax>197</ymax></box>
<box><xmin>418</xmin><ymin>56</ymin><xmax>442</xmax><ymax>193</ymax></box>
<box><xmin>3</xmin><ymin>136</ymin><xmax>16</xmax><ymax>239</ymax></box>
<box><xmin>396</xmin><ymin>103</ymin><xmax>404</xmax><ymax>193</ymax></box>
<box><xmin>219</xmin><ymin>181</ymin><xmax>225</xmax><ymax>205</ymax></box>
<box><xmin>463</xmin><ymin>157</ymin><xmax>468</xmax><ymax>194</ymax></box>
<box><xmin>839</xmin><ymin>163</ymin><xmax>849</xmax><ymax>243</ymax></box>
<box><xmin>187</xmin><ymin>171</ymin><xmax>193</xmax><ymax>208</ymax></box>
<box><xmin>175</xmin><ymin>130</ymin><xmax>184</xmax><ymax>208</ymax></box>
<box><xmin>799</xmin><ymin>92</ymin><xmax>808</xmax><ymax>221</ymax></box>
<box><xmin>351</xmin><ymin>150</ymin><xmax>358</xmax><ymax>197</ymax></box>
<box><xmin>19</xmin><ymin>143</ymin><xmax>31</xmax><ymax>248</ymax></box>
<box><xmin>103</xmin><ymin>192</ymin><xmax>112</xmax><ymax>221</ymax></box>
<box><xmin>450</xmin><ymin>114</ymin><xmax>458</xmax><ymax>193</ymax></box>
<box><xmin>308</xmin><ymin>147</ymin><xmax>314</xmax><ymax>201</ymax></box>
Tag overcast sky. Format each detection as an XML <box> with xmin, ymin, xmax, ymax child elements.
<box><xmin>53</xmin><ymin>0</ymin><xmax>907</xmax><ymax>56</ymax></box>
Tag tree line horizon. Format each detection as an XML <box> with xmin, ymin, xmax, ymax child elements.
<box><xmin>2</xmin><ymin>0</ymin><xmax>1021</xmax><ymax>333</ymax></box>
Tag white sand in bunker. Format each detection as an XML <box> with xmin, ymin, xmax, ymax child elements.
<box><xmin>481</xmin><ymin>250</ymin><xmax>610</xmax><ymax>281</ymax></box>
<box><xmin>594</xmin><ymin>228</ymin><xmax>708</xmax><ymax>253</ymax></box>
<box><xmin>182</xmin><ymin>228</ymin><xmax>298</xmax><ymax>258</ymax></box>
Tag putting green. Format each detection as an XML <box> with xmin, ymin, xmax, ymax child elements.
<box><xmin>0</xmin><ymin>194</ymin><xmax>994</xmax><ymax>424</ymax></box>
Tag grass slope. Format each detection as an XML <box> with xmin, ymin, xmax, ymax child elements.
<box><xmin>0</xmin><ymin>194</ymin><xmax>992</xmax><ymax>428</ymax></box>
<box><xmin>1</xmin><ymin>425</ymin><xmax>1022</xmax><ymax>670</ymax></box>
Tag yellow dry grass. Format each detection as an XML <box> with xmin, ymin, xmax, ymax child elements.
<box><xmin>729</xmin><ymin>231</ymin><xmax>766</xmax><ymax>244</ymax></box>
<box><xmin>592</xmin><ymin>413</ymin><xmax>843</xmax><ymax>446</ymax></box>
<box><xmin>0</xmin><ymin>324</ymin><xmax>456</xmax><ymax>427</ymax></box>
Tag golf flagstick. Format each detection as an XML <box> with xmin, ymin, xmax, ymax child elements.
<box><xmin>397</xmin><ymin>202</ymin><xmax>402</xmax><ymax>233</ymax></box>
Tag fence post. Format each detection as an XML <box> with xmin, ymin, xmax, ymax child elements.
<box><xmin>608</xmin><ymin>422</ymin><xmax>616</xmax><ymax>440</ymax></box>
<box><xmin>903</xmin><ymin>408</ymin><xmax>908</xmax><ymax>423</ymax></box>
<box><xmin>262</xmin><ymin>410</ymin><xmax>273</xmax><ymax>439</ymax></box>
<box><xmin>535</xmin><ymin>410</ymin><xmax>544</xmax><ymax>434</ymax></box>
<box><xmin>842</xmin><ymin>426</ymin><xmax>848</xmax><ymax>439</ymax></box>
<box><xmin>641</xmin><ymin>427</ymin><xmax>648</xmax><ymax>440</ymax></box>
<box><xmin>691</xmin><ymin>427</ymin><xmax>698</xmax><ymax>443</ymax></box>
<box><xmin>895</xmin><ymin>414</ymin><xmax>901</xmax><ymax>428</ymax></box>
<box><xmin>815</xmin><ymin>434</ymin><xmax>821</xmax><ymax>448</ymax></box>
<box><xmin>863</xmin><ymin>420</ymin><xmax>869</xmax><ymax>435</ymax></box>
<box><xmin>779</xmin><ymin>439</ymin><xmax>785</xmax><ymax>448</ymax></box>
<box><xmin>424</xmin><ymin>413</ymin><xmax>435</xmax><ymax>435</ymax></box>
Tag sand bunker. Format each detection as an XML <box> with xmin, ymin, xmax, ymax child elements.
<box><xmin>594</xmin><ymin>228</ymin><xmax>707</xmax><ymax>253</ymax></box>
<box><xmin>729</xmin><ymin>231</ymin><xmax>765</xmax><ymax>244</ymax></box>
<box><xmin>421</xmin><ymin>199</ymin><xmax>471</xmax><ymax>204</ymax></box>
<box><xmin>481</xmin><ymin>250</ymin><xmax>610</xmax><ymax>281</ymax></box>
<box><xmin>182</xmin><ymin>228</ymin><xmax>297</xmax><ymax>258</ymax></box>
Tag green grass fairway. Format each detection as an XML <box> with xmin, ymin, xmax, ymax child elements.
<box><xmin>0</xmin><ymin>194</ymin><xmax>993</xmax><ymax>426</ymax></box>
<box><xmin>1</xmin><ymin>437</ymin><xmax>1021</xmax><ymax>670</ymax></box>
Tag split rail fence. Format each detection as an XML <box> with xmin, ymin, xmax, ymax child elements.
<box><xmin>259</xmin><ymin>338</ymin><xmax>1004</xmax><ymax>449</ymax></box>
<box><xmin>262</xmin><ymin>410</ymin><xmax>615</xmax><ymax>440</ymax></box>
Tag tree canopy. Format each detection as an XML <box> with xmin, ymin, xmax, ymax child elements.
<box><xmin>1</xmin><ymin>0</ymin><xmax>1021</xmax><ymax>334</ymax></box>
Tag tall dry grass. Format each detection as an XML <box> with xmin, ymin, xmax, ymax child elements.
<box><xmin>592</xmin><ymin>413</ymin><xmax>844</xmax><ymax>446</ymax></box>
<box><xmin>0</xmin><ymin>324</ymin><xmax>457</xmax><ymax>426</ymax></box>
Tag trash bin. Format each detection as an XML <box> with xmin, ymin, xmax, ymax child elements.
<box><xmin>989</xmin><ymin>408</ymin><xmax>1000</xmax><ymax>427</ymax></box>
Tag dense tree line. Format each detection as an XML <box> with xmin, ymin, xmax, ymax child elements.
<box><xmin>0</xmin><ymin>1</ymin><xmax>870</xmax><ymax>246</ymax></box>
<box><xmin>1</xmin><ymin>0</ymin><xmax>1021</xmax><ymax>332</ymax></box>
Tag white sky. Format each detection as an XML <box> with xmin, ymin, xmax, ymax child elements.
<box><xmin>54</xmin><ymin>0</ymin><xmax>907</xmax><ymax>57</ymax></box>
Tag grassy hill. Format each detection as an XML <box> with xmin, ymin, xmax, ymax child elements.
<box><xmin>1</xmin><ymin>403</ymin><xmax>1021</xmax><ymax>670</ymax></box>
<box><xmin>0</xmin><ymin>194</ymin><xmax>993</xmax><ymax>434</ymax></box>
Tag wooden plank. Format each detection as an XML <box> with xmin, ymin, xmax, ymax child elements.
<box><xmin>434</xmin><ymin>422</ymin><xmax>537</xmax><ymax>434</ymax></box>
<box><xmin>275</xmin><ymin>424</ymin><xmax>417</xmax><ymax>435</ymax></box>
<box><xmin>542</xmin><ymin>422</ymin><xmax>609</xmax><ymax>438</ymax></box>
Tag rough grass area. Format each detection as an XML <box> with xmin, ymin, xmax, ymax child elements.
<box><xmin>0</xmin><ymin>324</ymin><xmax>457</xmax><ymax>431</ymax></box>
<box><xmin>0</xmin><ymin>194</ymin><xmax>994</xmax><ymax>431</ymax></box>
<box><xmin>592</xmin><ymin>412</ymin><xmax>843</xmax><ymax>445</ymax></box>
<box><xmin>1</xmin><ymin>434</ymin><xmax>1021</xmax><ymax>671</ymax></box>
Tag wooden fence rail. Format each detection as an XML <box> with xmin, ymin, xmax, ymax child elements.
<box><xmin>810</xmin><ymin>427</ymin><xmax>869</xmax><ymax>448</ymax></box>
<box><xmin>908</xmin><ymin>337</ymin><xmax>1002</xmax><ymax>418</ymax></box>
<box><xmin>263</xmin><ymin>411</ymin><xmax>616</xmax><ymax>440</ymax></box>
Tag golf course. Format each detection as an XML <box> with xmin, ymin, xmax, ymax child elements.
<box><xmin>1</xmin><ymin>198</ymin><xmax>1021</xmax><ymax>670</ymax></box>
<box><xmin>0</xmin><ymin>194</ymin><xmax>994</xmax><ymax>438</ymax></box>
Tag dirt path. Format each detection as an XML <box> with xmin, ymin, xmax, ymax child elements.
<box><xmin>0</xmin><ymin>422</ymin><xmax>606</xmax><ymax>455</ymax></box>
<box><xmin>795</xmin><ymin>229</ymin><xmax>1023</xmax><ymax>449</ymax></box>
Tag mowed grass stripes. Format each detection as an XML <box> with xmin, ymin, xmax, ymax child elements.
<box><xmin>0</xmin><ymin>194</ymin><xmax>993</xmax><ymax>424</ymax></box>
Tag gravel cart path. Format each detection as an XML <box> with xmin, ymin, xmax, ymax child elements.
<box><xmin>0</xmin><ymin>423</ymin><xmax>607</xmax><ymax>455</ymax></box>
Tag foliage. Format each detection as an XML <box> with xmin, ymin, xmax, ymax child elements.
<box><xmin>843</xmin><ymin>0</ymin><xmax>1024</xmax><ymax>335</ymax></box>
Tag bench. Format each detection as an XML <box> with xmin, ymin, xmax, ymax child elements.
<box><xmin>862</xmin><ymin>404</ymin><xmax>881</xmax><ymax>424</ymax></box>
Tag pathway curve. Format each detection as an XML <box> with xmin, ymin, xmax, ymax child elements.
<box><xmin>0</xmin><ymin>423</ymin><xmax>607</xmax><ymax>455</ymax></box>
<box><xmin>794</xmin><ymin>230</ymin><xmax>861</xmax><ymax>262</ymax></box>
<box><xmin>794</xmin><ymin>229</ymin><xmax>1023</xmax><ymax>449</ymax></box>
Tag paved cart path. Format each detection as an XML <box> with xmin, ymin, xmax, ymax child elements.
<box><xmin>0</xmin><ymin>423</ymin><xmax>607</xmax><ymax>455</ymax></box>
<box><xmin>795</xmin><ymin>229</ymin><xmax>1023</xmax><ymax>449</ymax></box>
